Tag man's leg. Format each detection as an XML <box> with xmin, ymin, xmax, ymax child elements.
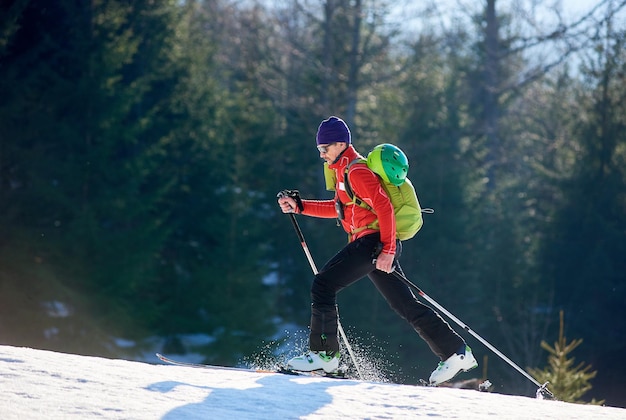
<box><xmin>308</xmin><ymin>234</ymin><xmax>381</xmax><ymax>353</ymax></box>
<box><xmin>287</xmin><ymin>234</ymin><xmax>381</xmax><ymax>372</ymax></box>
<box><xmin>368</xmin><ymin>264</ymin><xmax>464</xmax><ymax>360</ymax></box>
<box><xmin>369</xmin><ymin>263</ymin><xmax>478</xmax><ymax>384</ymax></box>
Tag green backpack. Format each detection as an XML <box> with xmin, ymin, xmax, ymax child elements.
<box><xmin>325</xmin><ymin>144</ymin><xmax>426</xmax><ymax>241</ymax></box>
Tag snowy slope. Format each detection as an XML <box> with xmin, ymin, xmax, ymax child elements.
<box><xmin>0</xmin><ymin>345</ymin><xmax>624</xmax><ymax>420</ymax></box>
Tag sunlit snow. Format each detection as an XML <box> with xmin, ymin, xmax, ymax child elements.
<box><xmin>0</xmin><ymin>345</ymin><xmax>624</xmax><ymax>419</ymax></box>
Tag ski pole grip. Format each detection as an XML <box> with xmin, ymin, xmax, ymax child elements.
<box><xmin>277</xmin><ymin>190</ymin><xmax>304</xmax><ymax>213</ymax></box>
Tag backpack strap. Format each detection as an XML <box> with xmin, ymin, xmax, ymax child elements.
<box><xmin>343</xmin><ymin>159</ymin><xmax>380</xmax><ymax>237</ymax></box>
<box><xmin>344</xmin><ymin>159</ymin><xmax>373</xmax><ymax>211</ymax></box>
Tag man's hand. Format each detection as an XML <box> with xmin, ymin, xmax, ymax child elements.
<box><xmin>278</xmin><ymin>196</ymin><xmax>298</xmax><ymax>213</ymax></box>
<box><xmin>277</xmin><ymin>190</ymin><xmax>304</xmax><ymax>213</ymax></box>
<box><xmin>375</xmin><ymin>252</ymin><xmax>395</xmax><ymax>273</ymax></box>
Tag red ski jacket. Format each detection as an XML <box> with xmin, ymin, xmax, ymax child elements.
<box><xmin>301</xmin><ymin>145</ymin><xmax>396</xmax><ymax>256</ymax></box>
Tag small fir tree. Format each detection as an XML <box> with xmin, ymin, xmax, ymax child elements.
<box><xmin>529</xmin><ymin>311</ymin><xmax>603</xmax><ymax>404</ymax></box>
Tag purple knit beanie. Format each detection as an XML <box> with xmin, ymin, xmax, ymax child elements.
<box><xmin>316</xmin><ymin>116</ymin><xmax>351</xmax><ymax>145</ymax></box>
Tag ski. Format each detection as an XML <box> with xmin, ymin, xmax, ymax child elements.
<box><xmin>156</xmin><ymin>353</ymin><xmax>275</xmax><ymax>373</ymax></box>
<box><xmin>418</xmin><ymin>378</ymin><xmax>494</xmax><ymax>392</ymax></box>
<box><xmin>277</xmin><ymin>366</ymin><xmax>348</xmax><ymax>379</ymax></box>
<box><xmin>156</xmin><ymin>353</ymin><xmax>348</xmax><ymax>379</ymax></box>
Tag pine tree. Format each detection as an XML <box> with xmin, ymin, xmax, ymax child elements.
<box><xmin>529</xmin><ymin>311</ymin><xmax>603</xmax><ymax>404</ymax></box>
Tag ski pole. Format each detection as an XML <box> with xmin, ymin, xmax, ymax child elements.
<box><xmin>390</xmin><ymin>269</ymin><xmax>554</xmax><ymax>399</ymax></box>
<box><xmin>278</xmin><ymin>192</ymin><xmax>364</xmax><ymax>380</ymax></box>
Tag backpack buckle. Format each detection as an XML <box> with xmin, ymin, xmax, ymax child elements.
<box><xmin>335</xmin><ymin>199</ymin><xmax>345</xmax><ymax>220</ymax></box>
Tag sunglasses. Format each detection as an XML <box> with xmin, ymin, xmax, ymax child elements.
<box><xmin>317</xmin><ymin>143</ymin><xmax>336</xmax><ymax>153</ymax></box>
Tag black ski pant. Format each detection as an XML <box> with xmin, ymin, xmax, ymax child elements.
<box><xmin>308</xmin><ymin>232</ymin><xmax>464</xmax><ymax>361</ymax></box>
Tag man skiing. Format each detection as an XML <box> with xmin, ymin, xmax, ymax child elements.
<box><xmin>277</xmin><ymin>116</ymin><xmax>478</xmax><ymax>385</ymax></box>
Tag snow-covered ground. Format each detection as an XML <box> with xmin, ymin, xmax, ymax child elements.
<box><xmin>0</xmin><ymin>345</ymin><xmax>624</xmax><ymax>419</ymax></box>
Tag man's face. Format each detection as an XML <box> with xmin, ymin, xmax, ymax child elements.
<box><xmin>317</xmin><ymin>142</ymin><xmax>346</xmax><ymax>163</ymax></box>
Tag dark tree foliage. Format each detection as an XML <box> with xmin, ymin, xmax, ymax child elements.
<box><xmin>0</xmin><ymin>0</ymin><xmax>277</xmax><ymax>364</ymax></box>
<box><xmin>538</xmin><ymin>21</ymin><xmax>626</xmax><ymax>404</ymax></box>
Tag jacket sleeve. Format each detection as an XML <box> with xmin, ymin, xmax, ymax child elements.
<box><xmin>301</xmin><ymin>199</ymin><xmax>337</xmax><ymax>219</ymax></box>
<box><xmin>349</xmin><ymin>165</ymin><xmax>396</xmax><ymax>254</ymax></box>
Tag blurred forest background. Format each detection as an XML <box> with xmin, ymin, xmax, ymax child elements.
<box><xmin>1</xmin><ymin>0</ymin><xmax>625</xmax><ymax>407</ymax></box>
